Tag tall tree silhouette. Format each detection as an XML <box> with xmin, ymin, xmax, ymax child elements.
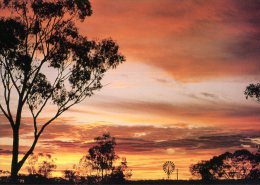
<box><xmin>0</xmin><ymin>0</ymin><xmax>125</xmax><ymax>182</ymax></box>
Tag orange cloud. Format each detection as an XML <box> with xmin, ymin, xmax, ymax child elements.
<box><xmin>81</xmin><ymin>0</ymin><xmax>260</xmax><ymax>81</ymax></box>
<box><xmin>88</xmin><ymin>98</ymin><xmax>260</xmax><ymax>128</ymax></box>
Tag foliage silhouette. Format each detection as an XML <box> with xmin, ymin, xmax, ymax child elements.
<box><xmin>109</xmin><ymin>157</ymin><xmax>132</xmax><ymax>183</ymax></box>
<box><xmin>190</xmin><ymin>149</ymin><xmax>260</xmax><ymax>180</ymax></box>
<box><xmin>0</xmin><ymin>170</ymin><xmax>10</xmax><ymax>176</ymax></box>
<box><xmin>63</xmin><ymin>170</ymin><xmax>77</xmax><ymax>183</ymax></box>
<box><xmin>26</xmin><ymin>153</ymin><xmax>56</xmax><ymax>178</ymax></box>
<box><xmin>245</xmin><ymin>83</ymin><xmax>260</xmax><ymax>102</ymax></box>
<box><xmin>0</xmin><ymin>0</ymin><xmax>124</xmax><ymax>182</ymax></box>
<box><xmin>190</xmin><ymin>160</ymin><xmax>214</xmax><ymax>181</ymax></box>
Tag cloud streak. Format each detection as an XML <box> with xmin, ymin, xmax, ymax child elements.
<box><xmin>90</xmin><ymin>99</ymin><xmax>260</xmax><ymax>127</ymax></box>
<box><xmin>29</xmin><ymin>123</ymin><xmax>260</xmax><ymax>154</ymax></box>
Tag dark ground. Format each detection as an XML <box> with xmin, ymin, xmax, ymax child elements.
<box><xmin>125</xmin><ymin>179</ymin><xmax>260</xmax><ymax>185</ymax></box>
<box><xmin>2</xmin><ymin>179</ymin><xmax>260</xmax><ymax>185</ymax></box>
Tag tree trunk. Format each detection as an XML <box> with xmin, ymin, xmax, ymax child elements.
<box><xmin>11</xmin><ymin>126</ymin><xmax>19</xmax><ymax>183</ymax></box>
<box><xmin>11</xmin><ymin>97</ymin><xmax>23</xmax><ymax>183</ymax></box>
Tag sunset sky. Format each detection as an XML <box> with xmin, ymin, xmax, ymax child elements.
<box><xmin>1</xmin><ymin>0</ymin><xmax>260</xmax><ymax>180</ymax></box>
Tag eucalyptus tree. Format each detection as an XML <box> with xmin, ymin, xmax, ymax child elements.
<box><xmin>190</xmin><ymin>149</ymin><xmax>260</xmax><ymax>180</ymax></box>
<box><xmin>0</xmin><ymin>0</ymin><xmax>125</xmax><ymax>181</ymax></box>
<box><xmin>86</xmin><ymin>133</ymin><xmax>118</xmax><ymax>181</ymax></box>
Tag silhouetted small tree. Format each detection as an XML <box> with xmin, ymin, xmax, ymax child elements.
<box><xmin>80</xmin><ymin>133</ymin><xmax>132</xmax><ymax>183</ymax></box>
<box><xmin>109</xmin><ymin>157</ymin><xmax>132</xmax><ymax>183</ymax></box>
<box><xmin>87</xmin><ymin>133</ymin><xmax>118</xmax><ymax>180</ymax></box>
<box><xmin>26</xmin><ymin>153</ymin><xmax>57</xmax><ymax>178</ymax></box>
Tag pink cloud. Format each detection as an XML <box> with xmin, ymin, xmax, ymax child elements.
<box><xmin>80</xmin><ymin>0</ymin><xmax>260</xmax><ymax>81</ymax></box>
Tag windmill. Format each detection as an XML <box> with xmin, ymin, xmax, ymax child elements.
<box><xmin>163</xmin><ymin>161</ymin><xmax>175</xmax><ymax>179</ymax></box>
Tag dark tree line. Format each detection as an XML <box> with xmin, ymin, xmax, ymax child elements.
<box><xmin>0</xmin><ymin>133</ymin><xmax>131</xmax><ymax>184</ymax></box>
<box><xmin>190</xmin><ymin>149</ymin><xmax>260</xmax><ymax>181</ymax></box>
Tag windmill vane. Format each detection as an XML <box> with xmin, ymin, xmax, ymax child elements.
<box><xmin>163</xmin><ymin>161</ymin><xmax>175</xmax><ymax>179</ymax></box>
